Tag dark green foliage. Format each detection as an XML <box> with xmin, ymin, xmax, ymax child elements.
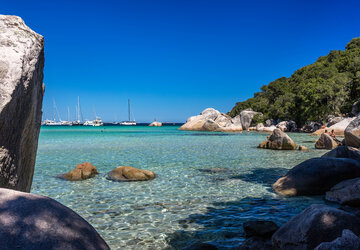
<box><xmin>229</xmin><ymin>37</ymin><xmax>360</xmax><ymax>125</ymax></box>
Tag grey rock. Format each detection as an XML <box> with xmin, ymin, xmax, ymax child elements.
<box><xmin>314</xmin><ymin>229</ymin><xmax>360</xmax><ymax>250</ymax></box>
<box><xmin>272</xmin><ymin>204</ymin><xmax>360</xmax><ymax>250</ymax></box>
<box><xmin>302</xmin><ymin>121</ymin><xmax>322</xmax><ymax>133</ymax></box>
<box><xmin>272</xmin><ymin>157</ymin><xmax>360</xmax><ymax>196</ymax></box>
<box><xmin>344</xmin><ymin>116</ymin><xmax>360</xmax><ymax>148</ymax></box>
<box><xmin>240</xmin><ymin>109</ymin><xmax>259</xmax><ymax>130</ymax></box>
<box><xmin>351</xmin><ymin>98</ymin><xmax>360</xmax><ymax>117</ymax></box>
<box><xmin>328</xmin><ymin>116</ymin><xmax>345</xmax><ymax>127</ymax></box>
<box><xmin>0</xmin><ymin>15</ymin><xmax>45</xmax><ymax>192</ymax></box>
<box><xmin>258</xmin><ymin>129</ymin><xmax>297</xmax><ymax>150</ymax></box>
<box><xmin>203</xmin><ymin>119</ymin><xmax>220</xmax><ymax>131</ymax></box>
<box><xmin>255</xmin><ymin>123</ymin><xmax>264</xmax><ymax>130</ymax></box>
<box><xmin>325</xmin><ymin>178</ymin><xmax>360</xmax><ymax>206</ymax></box>
<box><xmin>0</xmin><ymin>188</ymin><xmax>109</xmax><ymax>250</ymax></box>
<box><xmin>322</xmin><ymin>146</ymin><xmax>360</xmax><ymax>161</ymax></box>
<box><xmin>315</xmin><ymin>133</ymin><xmax>339</xmax><ymax>149</ymax></box>
<box><xmin>200</xmin><ymin>108</ymin><xmax>220</xmax><ymax>120</ymax></box>
<box><xmin>265</xmin><ymin>119</ymin><xmax>276</xmax><ymax>127</ymax></box>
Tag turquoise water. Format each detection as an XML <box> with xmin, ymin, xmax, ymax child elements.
<box><xmin>33</xmin><ymin>126</ymin><xmax>329</xmax><ymax>249</ymax></box>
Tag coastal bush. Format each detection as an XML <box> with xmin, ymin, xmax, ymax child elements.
<box><xmin>229</xmin><ymin>37</ymin><xmax>360</xmax><ymax>125</ymax></box>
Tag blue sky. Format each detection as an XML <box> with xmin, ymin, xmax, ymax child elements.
<box><xmin>2</xmin><ymin>0</ymin><xmax>360</xmax><ymax>122</ymax></box>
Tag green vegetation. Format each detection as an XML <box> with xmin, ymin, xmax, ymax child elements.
<box><xmin>229</xmin><ymin>37</ymin><xmax>360</xmax><ymax>125</ymax></box>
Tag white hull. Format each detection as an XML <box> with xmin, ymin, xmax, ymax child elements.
<box><xmin>120</xmin><ymin>121</ymin><xmax>137</xmax><ymax>126</ymax></box>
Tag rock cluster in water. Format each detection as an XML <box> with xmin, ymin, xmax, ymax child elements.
<box><xmin>179</xmin><ymin>108</ymin><xmax>259</xmax><ymax>132</ymax></box>
<box><xmin>0</xmin><ymin>15</ymin><xmax>45</xmax><ymax>192</ymax></box>
<box><xmin>258</xmin><ymin>129</ymin><xmax>297</xmax><ymax>150</ymax></box>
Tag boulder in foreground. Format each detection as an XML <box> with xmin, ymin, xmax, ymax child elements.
<box><xmin>315</xmin><ymin>133</ymin><xmax>339</xmax><ymax>149</ymax></box>
<box><xmin>272</xmin><ymin>204</ymin><xmax>360</xmax><ymax>250</ymax></box>
<box><xmin>0</xmin><ymin>15</ymin><xmax>45</xmax><ymax>192</ymax></box>
<box><xmin>344</xmin><ymin>116</ymin><xmax>360</xmax><ymax>148</ymax></box>
<box><xmin>0</xmin><ymin>188</ymin><xmax>109</xmax><ymax>250</ymax></box>
<box><xmin>315</xmin><ymin>229</ymin><xmax>360</xmax><ymax>250</ymax></box>
<box><xmin>107</xmin><ymin>166</ymin><xmax>156</xmax><ymax>181</ymax></box>
<box><xmin>258</xmin><ymin>129</ymin><xmax>297</xmax><ymax>150</ymax></box>
<box><xmin>272</xmin><ymin>157</ymin><xmax>360</xmax><ymax>196</ymax></box>
<box><xmin>62</xmin><ymin>162</ymin><xmax>98</xmax><ymax>181</ymax></box>
<box><xmin>325</xmin><ymin>177</ymin><xmax>360</xmax><ymax>206</ymax></box>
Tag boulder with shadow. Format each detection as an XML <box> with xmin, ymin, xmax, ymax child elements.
<box><xmin>272</xmin><ymin>204</ymin><xmax>360</xmax><ymax>250</ymax></box>
<box><xmin>107</xmin><ymin>166</ymin><xmax>156</xmax><ymax>181</ymax></box>
<box><xmin>61</xmin><ymin>162</ymin><xmax>98</xmax><ymax>181</ymax></box>
<box><xmin>325</xmin><ymin>177</ymin><xmax>360</xmax><ymax>206</ymax></box>
<box><xmin>321</xmin><ymin>146</ymin><xmax>360</xmax><ymax>161</ymax></box>
<box><xmin>258</xmin><ymin>129</ymin><xmax>297</xmax><ymax>150</ymax></box>
<box><xmin>272</xmin><ymin>157</ymin><xmax>360</xmax><ymax>196</ymax></box>
<box><xmin>344</xmin><ymin>116</ymin><xmax>360</xmax><ymax>148</ymax></box>
<box><xmin>0</xmin><ymin>188</ymin><xmax>109</xmax><ymax>250</ymax></box>
<box><xmin>315</xmin><ymin>133</ymin><xmax>339</xmax><ymax>149</ymax></box>
<box><xmin>315</xmin><ymin>229</ymin><xmax>360</xmax><ymax>250</ymax></box>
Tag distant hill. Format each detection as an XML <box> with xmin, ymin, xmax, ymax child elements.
<box><xmin>229</xmin><ymin>37</ymin><xmax>360</xmax><ymax>125</ymax></box>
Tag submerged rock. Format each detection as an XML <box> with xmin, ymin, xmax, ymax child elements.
<box><xmin>107</xmin><ymin>166</ymin><xmax>156</xmax><ymax>181</ymax></box>
<box><xmin>258</xmin><ymin>129</ymin><xmax>297</xmax><ymax>150</ymax></box>
<box><xmin>198</xmin><ymin>168</ymin><xmax>232</xmax><ymax>173</ymax></box>
<box><xmin>298</xmin><ymin>145</ymin><xmax>308</xmax><ymax>151</ymax></box>
<box><xmin>315</xmin><ymin>133</ymin><xmax>339</xmax><ymax>149</ymax></box>
<box><xmin>272</xmin><ymin>157</ymin><xmax>360</xmax><ymax>196</ymax></box>
<box><xmin>315</xmin><ymin>229</ymin><xmax>360</xmax><ymax>250</ymax></box>
<box><xmin>182</xmin><ymin>242</ymin><xmax>218</xmax><ymax>250</ymax></box>
<box><xmin>0</xmin><ymin>15</ymin><xmax>45</xmax><ymax>192</ymax></box>
<box><xmin>325</xmin><ymin>178</ymin><xmax>360</xmax><ymax>206</ymax></box>
<box><xmin>62</xmin><ymin>162</ymin><xmax>98</xmax><ymax>181</ymax></box>
<box><xmin>321</xmin><ymin>146</ymin><xmax>360</xmax><ymax>161</ymax></box>
<box><xmin>0</xmin><ymin>188</ymin><xmax>109</xmax><ymax>249</ymax></box>
<box><xmin>272</xmin><ymin>204</ymin><xmax>360</xmax><ymax>250</ymax></box>
<box><xmin>243</xmin><ymin>220</ymin><xmax>279</xmax><ymax>238</ymax></box>
<box><xmin>344</xmin><ymin>116</ymin><xmax>360</xmax><ymax>148</ymax></box>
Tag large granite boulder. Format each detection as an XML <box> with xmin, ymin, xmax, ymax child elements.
<box><xmin>272</xmin><ymin>204</ymin><xmax>360</xmax><ymax>250</ymax></box>
<box><xmin>0</xmin><ymin>15</ymin><xmax>45</xmax><ymax>192</ymax></box>
<box><xmin>243</xmin><ymin>220</ymin><xmax>279</xmax><ymax>238</ymax></box>
<box><xmin>344</xmin><ymin>116</ymin><xmax>360</xmax><ymax>148</ymax></box>
<box><xmin>258</xmin><ymin>129</ymin><xmax>297</xmax><ymax>150</ymax></box>
<box><xmin>239</xmin><ymin>109</ymin><xmax>260</xmax><ymax>130</ymax></box>
<box><xmin>322</xmin><ymin>146</ymin><xmax>360</xmax><ymax>161</ymax></box>
<box><xmin>61</xmin><ymin>162</ymin><xmax>98</xmax><ymax>181</ymax></box>
<box><xmin>200</xmin><ymin>108</ymin><xmax>220</xmax><ymax>120</ymax></box>
<box><xmin>315</xmin><ymin>133</ymin><xmax>339</xmax><ymax>149</ymax></box>
<box><xmin>325</xmin><ymin>178</ymin><xmax>360</xmax><ymax>206</ymax></box>
<box><xmin>272</xmin><ymin>157</ymin><xmax>360</xmax><ymax>196</ymax></box>
<box><xmin>327</xmin><ymin>116</ymin><xmax>344</xmax><ymax>127</ymax></box>
<box><xmin>107</xmin><ymin>166</ymin><xmax>156</xmax><ymax>181</ymax></box>
<box><xmin>0</xmin><ymin>188</ymin><xmax>109</xmax><ymax>249</ymax></box>
<box><xmin>315</xmin><ymin>229</ymin><xmax>360</xmax><ymax>250</ymax></box>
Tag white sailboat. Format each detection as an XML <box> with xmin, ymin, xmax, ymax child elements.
<box><xmin>72</xmin><ymin>96</ymin><xmax>83</xmax><ymax>126</ymax></box>
<box><xmin>43</xmin><ymin>99</ymin><xmax>63</xmax><ymax>126</ymax></box>
<box><xmin>120</xmin><ymin>99</ymin><xmax>137</xmax><ymax>126</ymax></box>
<box><xmin>84</xmin><ymin>106</ymin><xmax>103</xmax><ymax>126</ymax></box>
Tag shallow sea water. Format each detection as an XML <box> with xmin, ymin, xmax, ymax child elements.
<box><xmin>33</xmin><ymin>126</ymin><xmax>332</xmax><ymax>249</ymax></box>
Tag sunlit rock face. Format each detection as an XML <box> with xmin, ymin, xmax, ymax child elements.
<box><xmin>0</xmin><ymin>15</ymin><xmax>45</xmax><ymax>192</ymax></box>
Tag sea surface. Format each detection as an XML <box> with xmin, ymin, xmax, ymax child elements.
<box><xmin>33</xmin><ymin>126</ymin><xmax>332</xmax><ymax>249</ymax></box>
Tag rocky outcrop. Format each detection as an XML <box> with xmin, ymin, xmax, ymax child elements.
<box><xmin>265</xmin><ymin>119</ymin><xmax>276</xmax><ymax>127</ymax></box>
<box><xmin>0</xmin><ymin>15</ymin><xmax>45</xmax><ymax>192</ymax></box>
<box><xmin>0</xmin><ymin>188</ymin><xmax>109</xmax><ymax>249</ymax></box>
<box><xmin>327</xmin><ymin>116</ymin><xmax>344</xmax><ymax>127</ymax></box>
<box><xmin>301</xmin><ymin>121</ymin><xmax>322</xmax><ymax>133</ymax></box>
<box><xmin>149</xmin><ymin>121</ymin><xmax>162</xmax><ymax>127</ymax></box>
<box><xmin>276</xmin><ymin>120</ymin><xmax>297</xmax><ymax>132</ymax></box>
<box><xmin>272</xmin><ymin>204</ymin><xmax>360</xmax><ymax>250</ymax></box>
<box><xmin>180</xmin><ymin>108</ymin><xmax>255</xmax><ymax>132</ymax></box>
<box><xmin>322</xmin><ymin>146</ymin><xmax>360</xmax><ymax>161</ymax></box>
<box><xmin>107</xmin><ymin>166</ymin><xmax>156</xmax><ymax>181</ymax></box>
<box><xmin>61</xmin><ymin>162</ymin><xmax>98</xmax><ymax>181</ymax></box>
<box><xmin>312</xmin><ymin>117</ymin><xmax>356</xmax><ymax>137</ymax></box>
<box><xmin>315</xmin><ymin>229</ymin><xmax>360</xmax><ymax>250</ymax></box>
<box><xmin>325</xmin><ymin>178</ymin><xmax>360</xmax><ymax>206</ymax></box>
<box><xmin>272</xmin><ymin>157</ymin><xmax>360</xmax><ymax>196</ymax></box>
<box><xmin>258</xmin><ymin>129</ymin><xmax>297</xmax><ymax>150</ymax></box>
<box><xmin>315</xmin><ymin>133</ymin><xmax>339</xmax><ymax>149</ymax></box>
<box><xmin>344</xmin><ymin>116</ymin><xmax>360</xmax><ymax>148</ymax></box>
<box><xmin>239</xmin><ymin>109</ymin><xmax>260</xmax><ymax>130</ymax></box>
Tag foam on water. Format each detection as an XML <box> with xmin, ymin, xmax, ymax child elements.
<box><xmin>33</xmin><ymin>126</ymin><xmax>329</xmax><ymax>249</ymax></box>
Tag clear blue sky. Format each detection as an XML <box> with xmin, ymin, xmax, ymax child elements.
<box><xmin>2</xmin><ymin>0</ymin><xmax>360</xmax><ymax>122</ymax></box>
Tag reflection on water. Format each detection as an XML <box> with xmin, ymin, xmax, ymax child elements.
<box><xmin>33</xmin><ymin>126</ymin><xmax>326</xmax><ymax>249</ymax></box>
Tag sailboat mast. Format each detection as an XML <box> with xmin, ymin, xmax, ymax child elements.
<box><xmin>67</xmin><ymin>106</ymin><xmax>70</xmax><ymax>121</ymax></box>
<box><xmin>128</xmin><ymin>99</ymin><xmax>130</xmax><ymax>121</ymax></box>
